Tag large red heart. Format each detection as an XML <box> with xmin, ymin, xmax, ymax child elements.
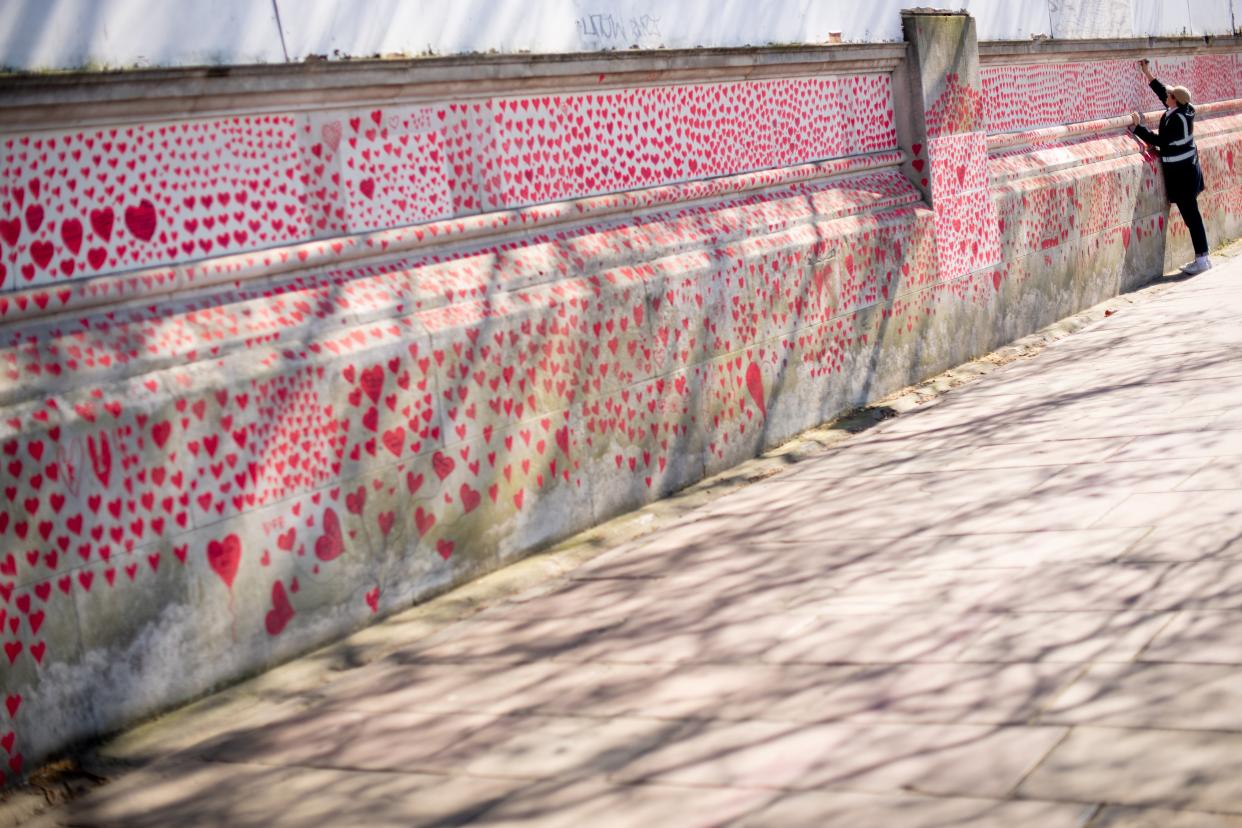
<box><xmin>87</xmin><ymin>433</ymin><xmax>112</xmax><ymax>486</ymax></box>
<box><xmin>314</xmin><ymin>507</ymin><xmax>344</xmax><ymax>561</ymax></box>
<box><xmin>90</xmin><ymin>207</ymin><xmax>114</xmax><ymax>241</ymax></box>
<box><xmin>29</xmin><ymin>241</ymin><xmax>54</xmax><ymax>269</ymax></box>
<box><xmin>460</xmin><ymin>484</ymin><xmax>481</xmax><ymax>513</ymax></box>
<box><xmin>56</xmin><ymin>217</ymin><xmax>84</xmax><ymax>256</ymax></box>
<box><xmin>414</xmin><ymin>506</ymin><xmax>435</xmax><ymax>536</ymax></box>
<box><xmin>381</xmin><ymin>427</ymin><xmax>405</xmax><ymax>457</ymax></box>
<box><xmin>432</xmin><ymin>451</ymin><xmax>455</xmax><ymax>480</ymax></box>
<box><xmin>745</xmin><ymin>362</ymin><xmax>766</xmax><ymax>417</ymax></box>
<box><xmin>24</xmin><ymin>205</ymin><xmax>44</xmax><ymax>234</ymax></box>
<box><xmin>0</xmin><ymin>218</ymin><xmax>20</xmax><ymax>246</ymax></box>
<box><xmin>151</xmin><ymin>420</ymin><xmax>172</xmax><ymax>449</ymax></box>
<box><xmin>206</xmin><ymin>534</ymin><xmax>242</xmax><ymax>589</ymax></box>
<box><xmin>124</xmin><ymin>200</ymin><xmax>158</xmax><ymax>242</ymax></box>
<box><xmin>265</xmin><ymin>580</ymin><xmax>295</xmax><ymax>635</ymax></box>
<box><xmin>359</xmin><ymin>365</ymin><xmax>384</xmax><ymax>403</ymax></box>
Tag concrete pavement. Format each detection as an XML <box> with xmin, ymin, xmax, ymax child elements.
<box><xmin>22</xmin><ymin>249</ymin><xmax>1242</xmax><ymax>827</ymax></box>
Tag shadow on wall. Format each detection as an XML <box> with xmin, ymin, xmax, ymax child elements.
<box><xmin>0</xmin><ymin>160</ymin><xmax>948</xmax><ymax>786</ymax></box>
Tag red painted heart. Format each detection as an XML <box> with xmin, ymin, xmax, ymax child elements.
<box><xmin>124</xmin><ymin>200</ymin><xmax>158</xmax><ymax>242</ymax></box>
<box><xmin>359</xmin><ymin>365</ymin><xmax>384</xmax><ymax>403</ymax></box>
<box><xmin>264</xmin><ymin>580</ymin><xmax>295</xmax><ymax>635</ymax></box>
<box><xmin>89</xmin><ymin>207</ymin><xmax>114</xmax><ymax>241</ymax></box>
<box><xmin>0</xmin><ymin>218</ymin><xmax>20</xmax><ymax>247</ymax></box>
<box><xmin>206</xmin><ymin>534</ymin><xmax>242</xmax><ymax>589</ymax></box>
<box><xmin>29</xmin><ymin>241</ymin><xmax>54</xmax><ymax>269</ymax></box>
<box><xmin>745</xmin><ymin>362</ymin><xmax>766</xmax><ymax>417</ymax></box>
<box><xmin>314</xmin><ymin>507</ymin><xmax>345</xmax><ymax>561</ymax></box>
<box><xmin>60</xmin><ymin>218</ymin><xmax>83</xmax><ymax>255</ymax></box>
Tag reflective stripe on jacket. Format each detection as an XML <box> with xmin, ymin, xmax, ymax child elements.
<box><xmin>1132</xmin><ymin>78</ymin><xmax>1197</xmax><ymax>164</ymax></box>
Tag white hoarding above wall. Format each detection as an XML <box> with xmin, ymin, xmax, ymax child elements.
<box><xmin>1117</xmin><ymin>0</ymin><xmax>1233</xmax><ymax>37</ymax></box>
<box><xmin>1049</xmin><ymin>0</ymin><xmax>1133</xmax><ymax>38</ymax></box>
<box><xmin>1184</xmin><ymin>0</ymin><xmax>1237</xmax><ymax>35</ymax></box>
<box><xmin>561</xmin><ymin>1</ymin><xmax>1054</xmax><ymax>48</ymax></box>
<box><xmin>283</xmin><ymin>0</ymin><xmax>1053</xmax><ymax>56</ymax></box>
<box><xmin>0</xmin><ymin>0</ymin><xmax>1237</xmax><ymax>72</ymax></box>
<box><xmin>0</xmin><ymin>0</ymin><xmax>286</xmax><ymax>71</ymax></box>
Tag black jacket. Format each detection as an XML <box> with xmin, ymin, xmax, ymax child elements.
<box><xmin>1132</xmin><ymin>78</ymin><xmax>1205</xmax><ymax>203</ymax></box>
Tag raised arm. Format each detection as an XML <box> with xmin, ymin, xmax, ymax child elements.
<box><xmin>1139</xmin><ymin>59</ymin><xmax>1168</xmax><ymax>102</ymax></box>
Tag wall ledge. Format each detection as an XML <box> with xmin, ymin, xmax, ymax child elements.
<box><xmin>0</xmin><ymin>44</ymin><xmax>906</xmax><ymax>132</ymax></box>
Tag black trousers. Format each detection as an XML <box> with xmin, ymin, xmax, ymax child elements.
<box><xmin>1173</xmin><ymin>195</ymin><xmax>1210</xmax><ymax>257</ymax></box>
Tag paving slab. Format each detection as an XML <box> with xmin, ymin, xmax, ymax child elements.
<box><xmin>733</xmin><ymin>791</ymin><xmax>1094</xmax><ymax>828</ymax></box>
<box><xmin>317</xmin><ymin>661</ymin><xmax>864</xmax><ymax>723</ymax></box>
<box><xmin>1089</xmin><ymin>806</ymin><xmax>1242</xmax><ymax>828</ymax></box>
<box><xmin>1041</xmin><ymin>662</ymin><xmax>1242</xmax><ymax>730</ymax></box>
<box><xmin>756</xmin><ymin>611</ymin><xmax>996</xmax><ymax>663</ymax></box>
<box><xmin>49</xmin><ymin>761</ymin><xmax>774</xmax><ymax>828</ymax></box>
<box><xmin>953</xmin><ymin>610</ymin><xmax>1171</xmax><ymax>663</ymax></box>
<box><xmin>1018</xmin><ymin>726</ymin><xmax>1242</xmax><ymax>813</ymax></box>
<box><xmin>1139</xmin><ymin>610</ymin><xmax>1242</xmax><ymax>663</ymax></box>
<box><xmin>611</xmin><ymin>720</ymin><xmax>1068</xmax><ymax>798</ymax></box>
<box><xmin>200</xmin><ymin>709</ymin><xmax>669</xmax><ymax>779</ymax></box>
<box><xmin>1177</xmin><ymin>455</ymin><xmax>1242</xmax><ymax>491</ymax></box>
<box><xmin>1122</xmin><ymin>524</ymin><xmax>1242</xmax><ymax>561</ymax></box>
<box><xmin>766</xmin><ymin>661</ymin><xmax>1085</xmax><ymax>725</ymax></box>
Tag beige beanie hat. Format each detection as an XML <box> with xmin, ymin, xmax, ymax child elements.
<box><xmin>1170</xmin><ymin>85</ymin><xmax>1192</xmax><ymax>105</ymax></box>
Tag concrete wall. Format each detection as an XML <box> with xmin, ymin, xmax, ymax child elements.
<box><xmin>3</xmin><ymin>19</ymin><xmax>1242</xmax><ymax>787</ymax></box>
<box><xmin>1</xmin><ymin>0</ymin><xmax>1240</xmax><ymax>71</ymax></box>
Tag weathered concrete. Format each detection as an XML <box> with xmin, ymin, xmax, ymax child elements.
<box><xmin>14</xmin><ymin>225</ymin><xmax>1242</xmax><ymax>828</ymax></box>
<box><xmin>4</xmin><ymin>16</ymin><xmax>1242</xmax><ymax>789</ymax></box>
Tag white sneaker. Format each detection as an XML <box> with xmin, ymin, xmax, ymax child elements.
<box><xmin>1181</xmin><ymin>257</ymin><xmax>1212</xmax><ymax>275</ymax></box>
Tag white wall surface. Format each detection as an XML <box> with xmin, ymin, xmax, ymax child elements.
<box><xmin>0</xmin><ymin>0</ymin><xmax>1237</xmax><ymax>71</ymax></box>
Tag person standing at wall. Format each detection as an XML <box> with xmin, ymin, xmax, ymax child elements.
<box><xmin>1129</xmin><ymin>58</ymin><xmax>1211</xmax><ymax>274</ymax></box>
